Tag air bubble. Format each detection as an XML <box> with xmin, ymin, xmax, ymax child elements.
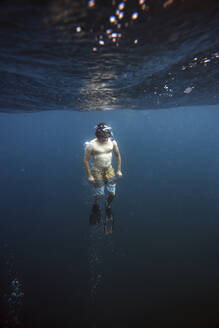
<box><xmin>76</xmin><ymin>26</ymin><xmax>82</xmax><ymax>32</ymax></box>
<box><xmin>106</xmin><ymin>28</ymin><xmax>112</xmax><ymax>34</ymax></box>
<box><xmin>109</xmin><ymin>16</ymin><xmax>117</xmax><ymax>24</ymax></box>
<box><xmin>99</xmin><ymin>40</ymin><xmax>105</xmax><ymax>46</ymax></box>
<box><xmin>184</xmin><ymin>87</ymin><xmax>194</xmax><ymax>94</ymax></box>
<box><xmin>118</xmin><ymin>11</ymin><xmax>124</xmax><ymax>20</ymax></box>
<box><xmin>88</xmin><ymin>0</ymin><xmax>95</xmax><ymax>8</ymax></box>
<box><xmin>132</xmin><ymin>12</ymin><xmax>139</xmax><ymax>20</ymax></box>
<box><xmin>118</xmin><ymin>2</ymin><xmax>125</xmax><ymax>10</ymax></box>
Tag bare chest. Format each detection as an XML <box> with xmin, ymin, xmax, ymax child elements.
<box><xmin>92</xmin><ymin>141</ymin><xmax>113</xmax><ymax>156</ymax></box>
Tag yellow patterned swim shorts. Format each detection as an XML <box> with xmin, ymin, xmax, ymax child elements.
<box><xmin>92</xmin><ymin>166</ymin><xmax>116</xmax><ymax>197</ymax></box>
<box><xmin>92</xmin><ymin>166</ymin><xmax>115</xmax><ymax>181</ymax></box>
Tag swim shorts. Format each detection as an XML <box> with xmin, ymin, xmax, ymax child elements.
<box><xmin>92</xmin><ymin>166</ymin><xmax>116</xmax><ymax>197</ymax></box>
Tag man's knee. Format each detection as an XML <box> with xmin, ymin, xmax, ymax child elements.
<box><xmin>94</xmin><ymin>184</ymin><xmax>105</xmax><ymax>200</ymax></box>
<box><xmin>94</xmin><ymin>194</ymin><xmax>104</xmax><ymax>201</ymax></box>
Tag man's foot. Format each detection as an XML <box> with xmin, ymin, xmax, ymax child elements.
<box><xmin>89</xmin><ymin>203</ymin><xmax>101</xmax><ymax>225</ymax></box>
<box><xmin>104</xmin><ymin>208</ymin><xmax>114</xmax><ymax>234</ymax></box>
<box><xmin>105</xmin><ymin>200</ymin><xmax>111</xmax><ymax>210</ymax></box>
<box><xmin>105</xmin><ymin>192</ymin><xmax>114</xmax><ymax>210</ymax></box>
<box><xmin>92</xmin><ymin>203</ymin><xmax>100</xmax><ymax>213</ymax></box>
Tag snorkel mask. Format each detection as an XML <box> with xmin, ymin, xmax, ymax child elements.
<box><xmin>95</xmin><ymin>123</ymin><xmax>112</xmax><ymax>141</ymax></box>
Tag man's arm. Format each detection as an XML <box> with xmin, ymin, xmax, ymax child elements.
<box><xmin>113</xmin><ymin>141</ymin><xmax>122</xmax><ymax>177</ymax></box>
<box><xmin>83</xmin><ymin>148</ymin><xmax>95</xmax><ymax>183</ymax></box>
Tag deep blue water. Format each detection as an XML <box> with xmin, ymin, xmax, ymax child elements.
<box><xmin>1</xmin><ymin>0</ymin><xmax>219</xmax><ymax>327</ymax></box>
<box><xmin>1</xmin><ymin>107</ymin><xmax>219</xmax><ymax>327</ymax></box>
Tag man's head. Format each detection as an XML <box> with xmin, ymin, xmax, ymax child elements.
<box><xmin>95</xmin><ymin>123</ymin><xmax>112</xmax><ymax>142</ymax></box>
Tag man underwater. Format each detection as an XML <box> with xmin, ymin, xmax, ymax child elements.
<box><xmin>84</xmin><ymin>123</ymin><xmax>122</xmax><ymax>223</ymax></box>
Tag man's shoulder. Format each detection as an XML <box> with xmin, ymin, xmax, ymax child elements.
<box><xmin>89</xmin><ymin>138</ymin><xmax>97</xmax><ymax>144</ymax></box>
<box><xmin>85</xmin><ymin>138</ymin><xmax>96</xmax><ymax>151</ymax></box>
<box><xmin>87</xmin><ymin>138</ymin><xmax>97</xmax><ymax>145</ymax></box>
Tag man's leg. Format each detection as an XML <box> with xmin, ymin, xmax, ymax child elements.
<box><xmin>89</xmin><ymin>180</ymin><xmax>105</xmax><ymax>224</ymax></box>
<box><xmin>92</xmin><ymin>194</ymin><xmax>103</xmax><ymax>211</ymax></box>
<box><xmin>105</xmin><ymin>168</ymin><xmax>117</xmax><ymax>208</ymax></box>
<box><xmin>105</xmin><ymin>192</ymin><xmax>115</xmax><ymax>208</ymax></box>
<box><xmin>91</xmin><ymin>170</ymin><xmax>104</xmax><ymax>205</ymax></box>
<box><xmin>93</xmin><ymin>180</ymin><xmax>105</xmax><ymax>204</ymax></box>
<box><xmin>105</xmin><ymin>179</ymin><xmax>116</xmax><ymax>209</ymax></box>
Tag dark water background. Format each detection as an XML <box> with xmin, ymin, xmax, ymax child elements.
<box><xmin>1</xmin><ymin>107</ymin><xmax>219</xmax><ymax>327</ymax></box>
<box><xmin>1</xmin><ymin>0</ymin><xmax>219</xmax><ymax>327</ymax></box>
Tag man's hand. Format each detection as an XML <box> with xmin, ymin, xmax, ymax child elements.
<box><xmin>116</xmin><ymin>170</ymin><xmax>123</xmax><ymax>178</ymax></box>
<box><xmin>88</xmin><ymin>175</ymin><xmax>95</xmax><ymax>183</ymax></box>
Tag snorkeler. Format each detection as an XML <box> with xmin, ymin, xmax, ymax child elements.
<box><xmin>84</xmin><ymin>123</ymin><xmax>122</xmax><ymax>215</ymax></box>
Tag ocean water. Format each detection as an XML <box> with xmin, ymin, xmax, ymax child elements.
<box><xmin>1</xmin><ymin>0</ymin><xmax>219</xmax><ymax>327</ymax></box>
<box><xmin>0</xmin><ymin>0</ymin><xmax>219</xmax><ymax>111</ymax></box>
<box><xmin>1</xmin><ymin>107</ymin><xmax>219</xmax><ymax>328</ymax></box>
